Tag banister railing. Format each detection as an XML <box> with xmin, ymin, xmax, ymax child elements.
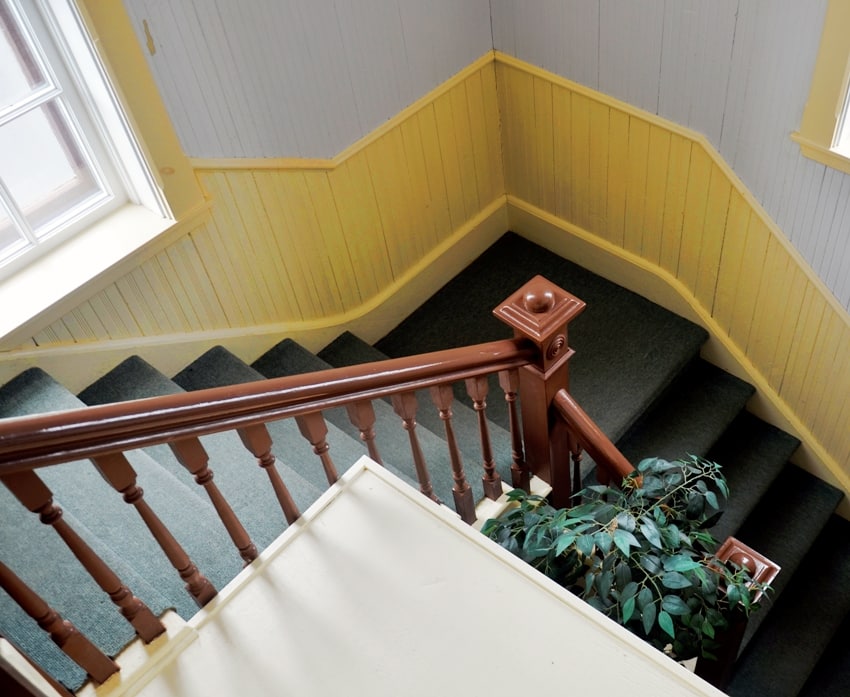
<box><xmin>0</xmin><ymin>339</ymin><xmax>536</xmax><ymax>475</ymax></box>
<box><xmin>0</xmin><ymin>274</ymin><xmax>767</xmax><ymax>692</ymax></box>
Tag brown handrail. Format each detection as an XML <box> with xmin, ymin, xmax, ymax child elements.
<box><xmin>0</xmin><ymin>339</ymin><xmax>535</xmax><ymax>475</ymax></box>
<box><xmin>552</xmin><ymin>388</ymin><xmax>634</xmax><ymax>483</ymax></box>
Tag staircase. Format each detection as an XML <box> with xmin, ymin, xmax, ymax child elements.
<box><xmin>1</xmin><ymin>232</ymin><xmax>849</xmax><ymax>695</ymax></box>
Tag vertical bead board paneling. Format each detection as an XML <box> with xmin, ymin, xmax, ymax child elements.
<box><xmin>123</xmin><ymin>0</ymin><xmax>493</xmax><ymax>159</ymax></box>
<box><xmin>492</xmin><ymin>1</ymin><xmax>850</xmax><ymax>318</ymax></box>
<box><xmin>29</xmin><ymin>61</ymin><xmax>504</xmax><ymax>347</ymax></box>
<box><xmin>496</xmin><ymin>54</ymin><xmax>850</xmax><ymax>483</ymax></box>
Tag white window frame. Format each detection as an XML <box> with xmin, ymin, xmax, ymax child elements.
<box><xmin>0</xmin><ymin>0</ymin><xmax>206</xmax><ymax>347</ymax></box>
<box><xmin>792</xmin><ymin>0</ymin><xmax>850</xmax><ymax>175</ymax></box>
<box><xmin>0</xmin><ymin>0</ymin><xmax>169</xmax><ymax>276</ymax></box>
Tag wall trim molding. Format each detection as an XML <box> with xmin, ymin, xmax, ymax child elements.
<box><xmin>508</xmin><ymin>198</ymin><xmax>850</xmax><ymax>514</ymax></box>
<box><xmin>0</xmin><ymin>197</ymin><xmax>508</xmax><ymax>392</ymax></box>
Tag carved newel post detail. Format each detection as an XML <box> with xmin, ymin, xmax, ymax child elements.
<box><xmin>493</xmin><ymin>275</ymin><xmax>586</xmax><ymax>507</ymax></box>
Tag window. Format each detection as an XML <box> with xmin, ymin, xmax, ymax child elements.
<box><xmin>0</xmin><ymin>0</ymin><xmax>135</xmax><ymax>275</ymax></box>
<box><xmin>793</xmin><ymin>0</ymin><xmax>850</xmax><ymax>174</ymax></box>
<box><xmin>0</xmin><ymin>0</ymin><xmax>206</xmax><ymax>347</ymax></box>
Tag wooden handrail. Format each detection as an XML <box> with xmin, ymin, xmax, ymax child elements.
<box><xmin>552</xmin><ymin>388</ymin><xmax>634</xmax><ymax>483</ymax></box>
<box><xmin>0</xmin><ymin>339</ymin><xmax>535</xmax><ymax>475</ymax></box>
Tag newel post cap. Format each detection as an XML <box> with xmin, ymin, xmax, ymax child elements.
<box><xmin>493</xmin><ymin>275</ymin><xmax>586</xmax><ymax>371</ymax></box>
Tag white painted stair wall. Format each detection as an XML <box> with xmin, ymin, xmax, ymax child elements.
<box><xmin>19</xmin><ymin>458</ymin><xmax>725</xmax><ymax>697</ymax></box>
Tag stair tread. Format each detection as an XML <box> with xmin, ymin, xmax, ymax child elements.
<box><xmin>173</xmin><ymin>346</ymin><xmax>368</xmax><ymax>499</ymax></box>
<box><xmin>80</xmin><ymin>356</ymin><xmax>325</xmax><ymax>552</ymax></box>
<box><xmin>798</xmin><ymin>607</ymin><xmax>850</xmax><ymax>696</ymax></box>
<box><xmin>254</xmin><ymin>336</ymin><xmax>501</xmax><ymax>506</ymax></box>
<box><xmin>707</xmin><ymin>411</ymin><xmax>800</xmax><ymax>543</ymax></box>
<box><xmin>375</xmin><ymin>232</ymin><xmax>708</xmax><ymax>442</ymax></box>
<box><xmin>728</xmin><ymin>516</ymin><xmax>850</xmax><ymax>697</ymax></box>
<box><xmin>733</xmin><ymin>464</ymin><xmax>843</xmax><ymax>650</ymax></box>
<box><xmin>320</xmin><ymin>331</ymin><xmax>515</xmax><ymax>485</ymax></box>
<box><xmin>615</xmin><ymin>359</ymin><xmax>755</xmax><ymax>463</ymax></box>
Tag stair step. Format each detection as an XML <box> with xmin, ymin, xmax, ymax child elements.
<box><xmin>727</xmin><ymin>516</ymin><xmax>850</xmax><ymax>697</ymax></box>
<box><xmin>375</xmin><ymin>232</ymin><xmax>709</xmax><ymax>442</ymax></box>
<box><xmin>173</xmin><ymin>346</ymin><xmax>367</xmax><ymax>501</ymax></box>
<box><xmin>615</xmin><ymin>359</ymin><xmax>755</xmax><ymax>463</ymax></box>
<box><xmin>0</xmin><ymin>482</ymin><xmax>171</xmax><ymax>693</ymax></box>
<box><xmin>798</xmin><ymin>606</ymin><xmax>850</xmax><ymax>696</ymax></box>
<box><xmin>252</xmin><ymin>337</ymin><xmax>420</xmax><ymax>491</ymax></box>
<box><xmin>320</xmin><ymin>331</ymin><xmax>515</xmax><ymax>487</ymax></box>
<box><xmin>80</xmin><ymin>356</ymin><xmax>324</xmax><ymax>552</ymax></box>
<box><xmin>706</xmin><ymin>412</ymin><xmax>801</xmax><ymax>543</ymax></box>
<box><xmin>733</xmin><ymin>464</ymin><xmax>843</xmax><ymax>650</ymax></box>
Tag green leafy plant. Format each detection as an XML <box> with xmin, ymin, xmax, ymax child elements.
<box><xmin>481</xmin><ymin>455</ymin><xmax>768</xmax><ymax>660</ymax></box>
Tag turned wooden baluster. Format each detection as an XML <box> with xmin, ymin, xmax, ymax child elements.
<box><xmin>169</xmin><ymin>438</ymin><xmax>258</xmax><ymax>564</ymax></box>
<box><xmin>498</xmin><ymin>369</ymin><xmax>529</xmax><ymax>490</ymax></box>
<box><xmin>391</xmin><ymin>392</ymin><xmax>440</xmax><ymax>503</ymax></box>
<box><xmin>429</xmin><ymin>384</ymin><xmax>475</xmax><ymax>523</ymax></box>
<box><xmin>91</xmin><ymin>452</ymin><xmax>217</xmax><ymax>607</ymax></box>
<box><xmin>493</xmin><ymin>275</ymin><xmax>586</xmax><ymax>507</ymax></box>
<box><xmin>345</xmin><ymin>401</ymin><xmax>383</xmax><ymax>465</ymax></box>
<box><xmin>2</xmin><ymin>471</ymin><xmax>165</xmax><ymax>643</ymax></box>
<box><xmin>0</xmin><ymin>560</ymin><xmax>119</xmax><ymax>684</ymax></box>
<box><xmin>568</xmin><ymin>431</ymin><xmax>585</xmax><ymax>501</ymax></box>
<box><xmin>237</xmin><ymin>424</ymin><xmax>301</xmax><ymax>524</ymax></box>
<box><xmin>295</xmin><ymin>413</ymin><xmax>339</xmax><ymax>485</ymax></box>
<box><xmin>465</xmin><ymin>376</ymin><xmax>502</xmax><ymax>500</ymax></box>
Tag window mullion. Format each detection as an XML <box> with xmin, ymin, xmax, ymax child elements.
<box><xmin>0</xmin><ymin>180</ymin><xmax>37</xmax><ymax>244</ymax></box>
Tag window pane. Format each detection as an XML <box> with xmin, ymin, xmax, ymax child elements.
<box><xmin>0</xmin><ymin>0</ymin><xmax>48</xmax><ymax>110</ymax></box>
<box><xmin>0</xmin><ymin>202</ymin><xmax>27</xmax><ymax>261</ymax></box>
<box><xmin>0</xmin><ymin>100</ymin><xmax>104</xmax><ymax>235</ymax></box>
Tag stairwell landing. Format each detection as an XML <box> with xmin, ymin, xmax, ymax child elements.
<box><xmin>0</xmin><ymin>232</ymin><xmax>847</xmax><ymax>696</ymax></box>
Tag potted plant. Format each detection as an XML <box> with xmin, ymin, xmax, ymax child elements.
<box><xmin>481</xmin><ymin>455</ymin><xmax>768</xmax><ymax>661</ymax></box>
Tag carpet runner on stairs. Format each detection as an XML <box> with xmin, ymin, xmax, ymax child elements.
<box><xmin>0</xmin><ymin>232</ymin><xmax>846</xmax><ymax>696</ymax></box>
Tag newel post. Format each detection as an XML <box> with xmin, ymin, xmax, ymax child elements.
<box><xmin>493</xmin><ymin>275</ymin><xmax>586</xmax><ymax>507</ymax></box>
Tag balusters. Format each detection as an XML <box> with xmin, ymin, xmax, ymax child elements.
<box><xmin>295</xmin><ymin>413</ymin><xmax>339</xmax><ymax>485</ymax></box>
<box><xmin>237</xmin><ymin>425</ymin><xmax>301</xmax><ymax>524</ymax></box>
<box><xmin>391</xmin><ymin>392</ymin><xmax>440</xmax><ymax>503</ymax></box>
<box><xmin>91</xmin><ymin>452</ymin><xmax>217</xmax><ymax>607</ymax></box>
<box><xmin>429</xmin><ymin>384</ymin><xmax>475</xmax><ymax>524</ymax></box>
<box><xmin>498</xmin><ymin>369</ymin><xmax>529</xmax><ymax>490</ymax></box>
<box><xmin>568</xmin><ymin>431</ymin><xmax>584</xmax><ymax>503</ymax></box>
<box><xmin>169</xmin><ymin>438</ymin><xmax>258</xmax><ymax>564</ymax></box>
<box><xmin>465</xmin><ymin>376</ymin><xmax>502</xmax><ymax>500</ymax></box>
<box><xmin>0</xmin><ymin>560</ymin><xmax>119</xmax><ymax>684</ymax></box>
<box><xmin>345</xmin><ymin>401</ymin><xmax>383</xmax><ymax>465</ymax></box>
<box><xmin>2</xmin><ymin>471</ymin><xmax>165</xmax><ymax>643</ymax></box>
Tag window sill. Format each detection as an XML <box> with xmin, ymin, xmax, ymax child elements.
<box><xmin>0</xmin><ymin>201</ymin><xmax>207</xmax><ymax>348</ymax></box>
<box><xmin>791</xmin><ymin>132</ymin><xmax>850</xmax><ymax>175</ymax></box>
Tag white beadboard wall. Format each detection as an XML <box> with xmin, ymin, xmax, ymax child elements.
<box><xmin>490</xmin><ymin>0</ymin><xmax>850</xmax><ymax>312</ymax></box>
<box><xmin>123</xmin><ymin>0</ymin><xmax>494</xmax><ymax>159</ymax></box>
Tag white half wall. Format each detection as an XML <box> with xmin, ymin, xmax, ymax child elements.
<box><xmin>122</xmin><ymin>0</ymin><xmax>494</xmax><ymax>159</ymax></box>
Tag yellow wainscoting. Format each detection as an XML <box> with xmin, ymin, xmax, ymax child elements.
<box><xmin>24</xmin><ymin>54</ymin><xmax>504</xmax><ymax>355</ymax></box>
<box><xmin>495</xmin><ymin>53</ymin><xmax>850</xmax><ymax>491</ymax></box>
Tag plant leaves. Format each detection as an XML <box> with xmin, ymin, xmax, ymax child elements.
<box><xmin>616</xmin><ymin>511</ymin><xmax>636</xmax><ymax>532</ymax></box>
<box><xmin>555</xmin><ymin>532</ymin><xmax>576</xmax><ymax>556</ymax></box>
<box><xmin>613</xmin><ymin>529</ymin><xmax>640</xmax><ymax>556</ymax></box>
<box><xmin>639</xmin><ymin>519</ymin><xmax>663</xmax><ymax>549</ymax></box>
<box><xmin>661</xmin><ymin>571</ymin><xmax>693</xmax><ymax>589</ymax></box>
<box><xmin>658</xmin><ymin>610</ymin><xmax>676</xmax><ymax>638</ymax></box>
<box><xmin>622</xmin><ymin>595</ymin><xmax>636</xmax><ymax>623</ymax></box>
<box><xmin>641</xmin><ymin>601</ymin><xmax>657</xmax><ymax>636</ymax></box>
<box><xmin>576</xmin><ymin>534</ymin><xmax>596</xmax><ymax>557</ymax></box>
<box><xmin>663</xmin><ymin>554</ymin><xmax>702</xmax><ymax>573</ymax></box>
<box><xmin>661</xmin><ymin>595</ymin><xmax>690</xmax><ymax>616</ymax></box>
<box><xmin>636</xmin><ymin>586</ymin><xmax>654</xmax><ymax>610</ymax></box>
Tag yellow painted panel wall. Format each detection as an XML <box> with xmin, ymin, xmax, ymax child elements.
<box><xmin>28</xmin><ymin>60</ymin><xmax>504</xmax><ymax>347</ymax></box>
<box><xmin>496</xmin><ymin>55</ymin><xmax>850</xmax><ymax>475</ymax></box>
